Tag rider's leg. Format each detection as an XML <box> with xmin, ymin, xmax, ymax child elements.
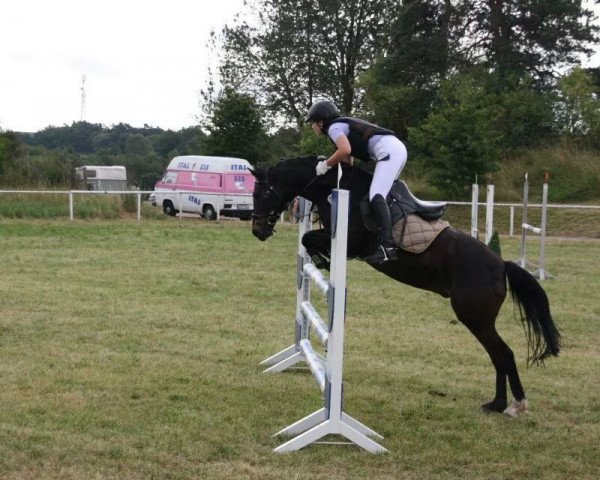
<box><xmin>364</xmin><ymin>137</ymin><xmax>407</xmax><ymax>264</ymax></box>
<box><xmin>364</xmin><ymin>193</ymin><xmax>398</xmax><ymax>263</ymax></box>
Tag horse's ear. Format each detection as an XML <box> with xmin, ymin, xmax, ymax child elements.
<box><xmin>250</xmin><ymin>165</ymin><xmax>266</xmax><ymax>182</ymax></box>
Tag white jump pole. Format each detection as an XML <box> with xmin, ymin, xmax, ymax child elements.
<box><xmin>260</xmin><ymin>196</ymin><xmax>314</xmax><ymax>373</ymax></box>
<box><xmin>517</xmin><ymin>173</ymin><xmax>553</xmax><ymax>280</ymax></box>
<box><xmin>261</xmin><ymin>190</ymin><xmax>387</xmax><ymax>454</ymax></box>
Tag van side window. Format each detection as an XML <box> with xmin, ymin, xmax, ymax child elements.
<box><xmin>161</xmin><ymin>171</ymin><xmax>178</xmax><ymax>184</ymax></box>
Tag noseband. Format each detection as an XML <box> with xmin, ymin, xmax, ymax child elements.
<box><xmin>251</xmin><ymin>183</ymin><xmax>287</xmax><ymax>228</ymax></box>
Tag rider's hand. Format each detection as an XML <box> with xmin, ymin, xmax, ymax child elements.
<box><xmin>316</xmin><ymin>160</ymin><xmax>332</xmax><ymax>176</ymax></box>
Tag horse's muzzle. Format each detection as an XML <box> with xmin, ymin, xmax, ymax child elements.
<box><xmin>252</xmin><ymin>224</ymin><xmax>273</xmax><ymax>241</ymax></box>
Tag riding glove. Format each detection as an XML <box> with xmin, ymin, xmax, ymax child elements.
<box><xmin>316</xmin><ymin>160</ymin><xmax>332</xmax><ymax>176</ymax></box>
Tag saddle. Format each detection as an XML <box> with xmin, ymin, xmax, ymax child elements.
<box><xmin>361</xmin><ymin>180</ymin><xmax>447</xmax><ymax>233</ymax></box>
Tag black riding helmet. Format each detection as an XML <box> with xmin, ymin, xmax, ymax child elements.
<box><xmin>305</xmin><ymin>100</ymin><xmax>340</xmax><ymax>125</ymax></box>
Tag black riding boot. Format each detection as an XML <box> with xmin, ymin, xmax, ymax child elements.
<box><xmin>364</xmin><ymin>194</ymin><xmax>398</xmax><ymax>264</ymax></box>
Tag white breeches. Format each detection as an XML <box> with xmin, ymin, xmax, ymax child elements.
<box><xmin>369</xmin><ymin>136</ymin><xmax>407</xmax><ymax>201</ymax></box>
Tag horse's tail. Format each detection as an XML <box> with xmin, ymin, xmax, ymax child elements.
<box><xmin>504</xmin><ymin>261</ymin><xmax>561</xmax><ymax>366</ymax></box>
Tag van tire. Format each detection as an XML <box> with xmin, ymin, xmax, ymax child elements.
<box><xmin>163</xmin><ymin>201</ymin><xmax>177</xmax><ymax>216</ymax></box>
<box><xmin>203</xmin><ymin>204</ymin><xmax>217</xmax><ymax>220</ymax></box>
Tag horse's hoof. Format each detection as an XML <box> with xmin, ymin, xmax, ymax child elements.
<box><xmin>481</xmin><ymin>400</ymin><xmax>506</xmax><ymax>413</ymax></box>
<box><xmin>503</xmin><ymin>398</ymin><xmax>529</xmax><ymax>417</ymax></box>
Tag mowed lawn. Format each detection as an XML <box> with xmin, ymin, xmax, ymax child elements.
<box><xmin>0</xmin><ymin>218</ymin><xmax>599</xmax><ymax>480</ymax></box>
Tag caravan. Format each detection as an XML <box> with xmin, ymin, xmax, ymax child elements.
<box><xmin>154</xmin><ymin>156</ymin><xmax>255</xmax><ymax>220</ymax></box>
<box><xmin>76</xmin><ymin>166</ymin><xmax>127</xmax><ymax>191</ymax></box>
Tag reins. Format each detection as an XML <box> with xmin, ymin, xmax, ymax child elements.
<box><xmin>253</xmin><ymin>160</ymin><xmax>356</xmax><ymax>229</ymax></box>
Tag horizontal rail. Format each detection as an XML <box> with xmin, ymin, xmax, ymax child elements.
<box><xmin>446</xmin><ymin>200</ymin><xmax>600</xmax><ymax>210</ymax></box>
<box><xmin>1</xmin><ymin>190</ymin><xmax>598</xmax><ymax>210</ymax></box>
<box><xmin>522</xmin><ymin>223</ymin><xmax>542</xmax><ymax>235</ymax></box>
<box><xmin>303</xmin><ymin>263</ymin><xmax>330</xmax><ymax>298</ymax></box>
<box><xmin>301</xmin><ymin>301</ymin><xmax>329</xmax><ymax>346</ymax></box>
<box><xmin>298</xmin><ymin>339</ymin><xmax>327</xmax><ymax>393</ymax></box>
<box><xmin>0</xmin><ymin>189</ymin><xmax>154</xmax><ymax>194</ymax></box>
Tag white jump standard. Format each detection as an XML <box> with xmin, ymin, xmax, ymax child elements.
<box><xmin>517</xmin><ymin>173</ymin><xmax>553</xmax><ymax>280</ymax></box>
<box><xmin>260</xmin><ymin>189</ymin><xmax>388</xmax><ymax>454</ymax></box>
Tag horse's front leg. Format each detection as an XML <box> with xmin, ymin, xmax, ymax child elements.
<box><xmin>302</xmin><ymin>229</ymin><xmax>331</xmax><ymax>271</ymax></box>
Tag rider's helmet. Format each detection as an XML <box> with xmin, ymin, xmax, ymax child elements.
<box><xmin>305</xmin><ymin>100</ymin><xmax>340</xmax><ymax>125</ymax></box>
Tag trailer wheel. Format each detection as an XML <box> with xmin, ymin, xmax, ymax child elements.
<box><xmin>163</xmin><ymin>200</ymin><xmax>177</xmax><ymax>216</ymax></box>
<box><xmin>203</xmin><ymin>204</ymin><xmax>217</xmax><ymax>220</ymax></box>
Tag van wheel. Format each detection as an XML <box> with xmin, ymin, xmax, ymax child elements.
<box><xmin>203</xmin><ymin>204</ymin><xmax>217</xmax><ymax>220</ymax></box>
<box><xmin>163</xmin><ymin>201</ymin><xmax>177</xmax><ymax>216</ymax></box>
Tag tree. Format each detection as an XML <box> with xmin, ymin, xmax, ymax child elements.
<box><xmin>458</xmin><ymin>0</ymin><xmax>598</xmax><ymax>85</ymax></box>
<box><xmin>410</xmin><ymin>68</ymin><xmax>556</xmax><ymax>196</ymax></box>
<box><xmin>203</xmin><ymin>88</ymin><xmax>269</xmax><ymax>166</ymax></box>
<box><xmin>360</xmin><ymin>0</ymin><xmax>475</xmax><ymax>138</ymax></box>
<box><xmin>558</xmin><ymin>68</ymin><xmax>600</xmax><ymax>145</ymax></box>
<box><xmin>0</xmin><ymin>131</ymin><xmax>27</xmax><ymax>179</ymax></box>
<box><xmin>212</xmin><ymin>0</ymin><xmax>395</xmax><ymax>127</ymax></box>
<box><xmin>409</xmin><ymin>70</ymin><xmax>504</xmax><ymax>197</ymax></box>
<box><xmin>125</xmin><ymin>134</ymin><xmax>152</xmax><ymax>156</ymax></box>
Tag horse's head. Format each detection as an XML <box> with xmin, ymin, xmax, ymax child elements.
<box><xmin>250</xmin><ymin>156</ymin><xmax>326</xmax><ymax>241</ymax></box>
<box><xmin>250</xmin><ymin>164</ymin><xmax>295</xmax><ymax>241</ymax></box>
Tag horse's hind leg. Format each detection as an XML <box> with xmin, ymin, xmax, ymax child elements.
<box><xmin>451</xmin><ymin>296</ymin><xmax>526</xmax><ymax>413</ymax></box>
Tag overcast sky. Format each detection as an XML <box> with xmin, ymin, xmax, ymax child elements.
<box><xmin>1</xmin><ymin>0</ymin><xmax>599</xmax><ymax>133</ymax></box>
<box><xmin>0</xmin><ymin>0</ymin><xmax>245</xmax><ymax>133</ymax></box>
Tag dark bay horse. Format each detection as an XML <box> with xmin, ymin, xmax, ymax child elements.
<box><xmin>251</xmin><ymin>156</ymin><xmax>560</xmax><ymax>416</ymax></box>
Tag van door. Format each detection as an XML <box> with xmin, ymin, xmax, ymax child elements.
<box><xmin>182</xmin><ymin>171</ymin><xmax>223</xmax><ymax>216</ymax></box>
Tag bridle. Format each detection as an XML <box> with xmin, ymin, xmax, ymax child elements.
<box><xmin>252</xmin><ymin>163</ymin><xmax>355</xmax><ymax>230</ymax></box>
<box><xmin>251</xmin><ymin>182</ymin><xmax>287</xmax><ymax>230</ymax></box>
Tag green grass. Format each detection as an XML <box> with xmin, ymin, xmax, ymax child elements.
<box><xmin>0</xmin><ymin>218</ymin><xmax>599</xmax><ymax>479</ymax></box>
<box><xmin>0</xmin><ymin>193</ymin><xmax>164</xmax><ymax>220</ymax></box>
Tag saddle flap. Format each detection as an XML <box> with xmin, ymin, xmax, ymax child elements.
<box><xmin>361</xmin><ymin>180</ymin><xmax>447</xmax><ymax>233</ymax></box>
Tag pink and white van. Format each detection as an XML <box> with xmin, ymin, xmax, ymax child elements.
<box><xmin>154</xmin><ymin>155</ymin><xmax>255</xmax><ymax>220</ymax></box>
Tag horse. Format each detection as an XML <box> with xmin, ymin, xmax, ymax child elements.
<box><xmin>250</xmin><ymin>155</ymin><xmax>561</xmax><ymax>416</ymax></box>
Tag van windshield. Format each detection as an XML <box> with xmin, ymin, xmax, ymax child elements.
<box><xmin>223</xmin><ymin>174</ymin><xmax>255</xmax><ymax>194</ymax></box>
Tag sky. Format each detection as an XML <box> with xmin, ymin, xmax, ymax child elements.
<box><xmin>1</xmin><ymin>0</ymin><xmax>599</xmax><ymax>134</ymax></box>
<box><xmin>0</xmin><ymin>0</ymin><xmax>245</xmax><ymax>133</ymax></box>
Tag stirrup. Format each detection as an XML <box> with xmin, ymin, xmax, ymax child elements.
<box><xmin>364</xmin><ymin>244</ymin><xmax>398</xmax><ymax>264</ymax></box>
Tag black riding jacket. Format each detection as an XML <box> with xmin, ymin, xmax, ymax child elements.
<box><xmin>324</xmin><ymin>117</ymin><xmax>397</xmax><ymax>162</ymax></box>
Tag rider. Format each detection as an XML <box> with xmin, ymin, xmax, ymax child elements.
<box><xmin>305</xmin><ymin>100</ymin><xmax>407</xmax><ymax>264</ymax></box>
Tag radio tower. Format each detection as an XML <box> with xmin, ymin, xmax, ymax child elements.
<box><xmin>80</xmin><ymin>75</ymin><xmax>87</xmax><ymax>122</ymax></box>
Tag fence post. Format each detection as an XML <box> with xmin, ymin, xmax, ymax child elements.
<box><xmin>509</xmin><ymin>206</ymin><xmax>514</xmax><ymax>237</ymax></box>
<box><xmin>471</xmin><ymin>183</ymin><xmax>479</xmax><ymax>238</ymax></box>
<box><xmin>179</xmin><ymin>192</ymin><xmax>183</xmax><ymax>220</ymax></box>
<box><xmin>519</xmin><ymin>174</ymin><xmax>529</xmax><ymax>268</ymax></box>
<box><xmin>539</xmin><ymin>182</ymin><xmax>549</xmax><ymax>281</ymax></box>
<box><xmin>137</xmin><ymin>192</ymin><xmax>141</xmax><ymax>221</ymax></box>
<box><xmin>485</xmin><ymin>184</ymin><xmax>495</xmax><ymax>244</ymax></box>
<box><xmin>69</xmin><ymin>192</ymin><xmax>74</xmax><ymax>221</ymax></box>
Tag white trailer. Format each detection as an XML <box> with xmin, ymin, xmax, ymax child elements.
<box><xmin>76</xmin><ymin>166</ymin><xmax>127</xmax><ymax>191</ymax></box>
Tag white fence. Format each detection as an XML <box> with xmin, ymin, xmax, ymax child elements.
<box><xmin>446</xmin><ymin>199</ymin><xmax>600</xmax><ymax>238</ymax></box>
<box><xmin>1</xmin><ymin>189</ymin><xmax>599</xmax><ymax>232</ymax></box>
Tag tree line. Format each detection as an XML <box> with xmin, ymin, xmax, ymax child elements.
<box><xmin>2</xmin><ymin>0</ymin><xmax>599</xmax><ymax>197</ymax></box>
<box><xmin>205</xmin><ymin>0</ymin><xmax>600</xmax><ymax>196</ymax></box>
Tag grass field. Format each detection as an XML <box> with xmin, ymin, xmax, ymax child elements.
<box><xmin>0</xmin><ymin>218</ymin><xmax>599</xmax><ymax>479</ymax></box>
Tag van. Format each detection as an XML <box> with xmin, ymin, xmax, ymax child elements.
<box><xmin>76</xmin><ymin>166</ymin><xmax>127</xmax><ymax>191</ymax></box>
<box><xmin>154</xmin><ymin>155</ymin><xmax>255</xmax><ymax>220</ymax></box>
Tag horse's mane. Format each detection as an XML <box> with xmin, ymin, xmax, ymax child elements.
<box><xmin>262</xmin><ymin>156</ymin><xmax>372</xmax><ymax>189</ymax></box>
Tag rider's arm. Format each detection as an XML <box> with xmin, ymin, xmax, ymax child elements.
<box><xmin>326</xmin><ymin>134</ymin><xmax>352</xmax><ymax>168</ymax></box>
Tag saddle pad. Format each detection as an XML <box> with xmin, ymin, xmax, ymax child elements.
<box><xmin>392</xmin><ymin>214</ymin><xmax>450</xmax><ymax>254</ymax></box>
